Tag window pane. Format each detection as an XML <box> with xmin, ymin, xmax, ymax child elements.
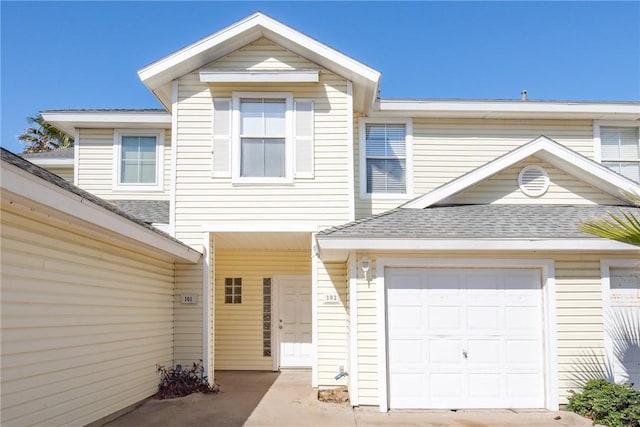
<box><xmin>241</xmin><ymin>138</ymin><xmax>285</xmax><ymax>177</ymax></box>
<box><xmin>367</xmin><ymin>158</ymin><xmax>406</xmax><ymax>193</ymax></box>
<box><xmin>264</xmin><ymin>139</ymin><xmax>286</xmax><ymax>177</ymax></box>
<box><xmin>601</xmin><ymin>127</ymin><xmax>640</xmax><ymax>160</ymax></box>
<box><xmin>264</xmin><ymin>99</ymin><xmax>286</xmax><ymax>136</ymax></box>
<box><xmin>240</xmin><ymin>98</ymin><xmax>285</xmax><ymax>137</ymax></box>
<box><xmin>366</xmin><ymin>124</ymin><xmax>406</xmax><ymax>157</ymax></box>
<box><xmin>120</xmin><ymin>135</ymin><xmax>157</xmax><ymax>184</ymax></box>
<box><xmin>620</xmin><ymin>162</ymin><xmax>640</xmax><ymax>182</ymax></box>
<box><xmin>241</xmin><ymin>139</ymin><xmax>264</xmax><ymax>176</ymax></box>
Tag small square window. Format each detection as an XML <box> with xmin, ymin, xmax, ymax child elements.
<box><xmin>224</xmin><ymin>277</ymin><xmax>242</xmax><ymax>304</ymax></box>
<box><xmin>113</xmin><ymin>129</ymin><xmax>164</xmax><ymax>191</ymax></box>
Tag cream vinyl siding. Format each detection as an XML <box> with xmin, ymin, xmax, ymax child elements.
<box><xmin>1</xmin><ymin>204</ymin><xmax>175</xmax><ymax>427</ymax></box>
<box><xmin>351</xmin><ymin>252</ymin><xmax>638</xmax><ymax>406</ymax></box>
<box><xmin>446</xmin><ymin>157</ymin><xmax>622</xmax><ymax>205</ymax></box>
<box><xmin>355</xmin><ymin>119</ymin><xmax>594</xmax><ymax>218</ymax></box>
<box><xmin>214</xmin><ymin>250</ymin><xmax>310</xmax><ymax>370</ymax></box>
<box><xmin>317</xmin><ymin>261</ymin><xmax>349</xmax><ymax>387</ymax></box>
<box><xmin>46</xmin><ymin>166</ymin><xmax>74</xmax><ymax>182</ymax></box>
<box><xmin>174</xmin><ymin>261</ymin><xmax>205</xmax><ymax>367</ymax></box>
<box><xmin>174</xmin><ymin>39</ymin><xmax>350</xmax><ymax>248</ymax></box>
<box><xmin>76</xmin><ymin>128</ymin><xmax>171</xmax><ymax>200</ymax></box>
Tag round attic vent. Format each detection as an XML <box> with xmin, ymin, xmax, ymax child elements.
<box><xmin>518</xmin><ymin>165</ymin><xmax>549</xmax><ymax>197</ymax></box>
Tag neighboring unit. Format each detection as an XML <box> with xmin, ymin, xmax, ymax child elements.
<box><xmin>2</xmin><ymin>12</ymin><xmax>639</xmax><ymax>426</ymax></box>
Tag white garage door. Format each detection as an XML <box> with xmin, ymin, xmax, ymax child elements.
<box><xmin>387</xmin><ymin>268</ymin><xmax>545</xmax><ymax>409</ymax></box>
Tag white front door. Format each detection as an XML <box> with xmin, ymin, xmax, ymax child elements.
<box><xmin>387</xmin><ymin>268</ymin><xmax>544</xmax><ymax>409</ymax></box>
<box><xmin>606</xmin><ymin>267</ymin><xmax>640</xmax><ymax>389</ymax></box>
<box><xmin>276</xmin><ymin>275</ymin><xmax>312</xmax><ymax>368</ymax></box>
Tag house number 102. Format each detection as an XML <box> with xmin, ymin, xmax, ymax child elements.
<box><xmin>324</xmin><ymin>293</ymin><xmax>339</xmax><ymax>304</ymax></box>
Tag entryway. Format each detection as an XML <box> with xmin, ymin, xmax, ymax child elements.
<box><xmin>274</xmin><ymin>275</ymin><xmax>312</xmax><ymax>368</ymax></box>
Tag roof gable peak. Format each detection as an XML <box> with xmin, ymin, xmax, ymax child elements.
<box><xmin>402</xmin><ymin>135</ymin><xmax>640</xmax><ymax>209</ymax></box>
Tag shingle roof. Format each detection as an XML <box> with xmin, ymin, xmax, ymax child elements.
<box><xmin>110</xmin><ymin>200</ymin><xmax>169</xmax><ymax>224</ymax></box>
<box><xmin>318</xmin><ymin>205</ymin><xmax>640</xmax><ymax>239</ymax></box>
<box><xmin>21</xmin><ymin>147</ymin><xmax>74</xmax><ymax>159</ymax></box>
<box><xmin>1</xmin><ymin>147</ymin><xmax>188</xmax><ymax>248</ymax></box>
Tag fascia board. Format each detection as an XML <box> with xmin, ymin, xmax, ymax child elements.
<box><xmin>376</xmin><ymin>100</ymin><xmax>640</xmax><ymax>120</ymax></box>
<box><xmin>1</xmin><ymin>162</ymin><xmax>201</xmax><ymax>263</ymax></box>
<box><xmin>316</xmin><ymin>237</ymin><xmax>639</xmax><ymax>253</ymax></box>
<box><xmin>41</xmin><ymin>112</ymin><xmax>172</xmax><ymax>136</ymax></box>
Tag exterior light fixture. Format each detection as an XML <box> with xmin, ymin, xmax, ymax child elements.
<box><xmin>359</xmin><ymin>256</ymin><xmax>371</xmax><ymax>282</ymax></box>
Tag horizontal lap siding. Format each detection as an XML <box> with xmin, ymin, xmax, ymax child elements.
<box><xmin>174</xmin><ymin>261</ymin><xmax>204</xmax><ymax>367</ymax></box>
<box><xmin>214</xmin><ymin>250</ymin><xmax>310</xmax><ymax>370</ymax></box>
<box><xmin>317</xmin><ymin>261</ymin><xmax>349</xmax><ymax>387</ymax></box>
<box><xmin>0</xmin><ymin>206</ymin><xmax>175</xmax><ymax>427</ymax></box>
<box><xmin>174</xmin><ymin>39</ymin><xmax>350</xmax><ymax>248</ymax></box>
<box><xmin>355</xmin><ymin>119</ymin><xmax>594</xmax><ymax>218</ymax></box>
<box><xmin>449</xmin><ymin>158</ymin><xmax>622</xmax><ymax>205</ymax></box>
<box><xmin>47</xmin><ymin>166</ymin><xmax>74</xmax><ymax>182</ymax></box>
<box><xmin>352</xmin><ymin>251</ymin><xmax>638</xmax><ymax>406</ymax></box>
<box><xmin>77</xmin><ymin>128</ymin><xmax>171</xmax><ymax>201</ymax></box>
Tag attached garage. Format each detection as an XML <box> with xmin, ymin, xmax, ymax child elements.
<box><xmin>386</xmin><ymin>267</ymin><xmax>544</xmax><ymax>409</ymax></box>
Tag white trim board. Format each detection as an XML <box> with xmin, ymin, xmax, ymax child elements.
<box><xmin>41</xmin><ymin>111</ymin><xmax>171</xmax><ymax>136</ymax></box>
<box><xmin>402</xmin><ymin>135</ymin><xmax>640</xmax><ymax>209</ymax></box>
<box><xmin>374</xmin><ymin>257</ymin><xmax>558</xmax><ymax>412</ymax></box>
<box><xmin>1</xmin><ymin>161</ymin><xmax>200</xmax><ymax>263</ymax></box>
<box><xmin>200</xmin><ymin>69</ymin><xmax>319</xmax><ymax>83</ymax></box>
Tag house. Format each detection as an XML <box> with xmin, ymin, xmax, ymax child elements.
<box><xmin>2</xmin><ymin>11</ymin><xmax>640</xmax><ymax>425</ymax></box>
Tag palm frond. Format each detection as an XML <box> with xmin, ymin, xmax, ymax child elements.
<box><xmin>579</xmin><ymin>205</ymin><xmax>640</xmax><ymax>247</ymax></box>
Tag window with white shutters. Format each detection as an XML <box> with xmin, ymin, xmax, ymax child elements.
<box><xmin>365</xmin><ymin>123</ymin><xmax>407</xmax><ymax>193</ymax></box>
<box><xmin>213</xmin><ymin>93</ymin><xmax>313</xmax><ymax>182</ymax></box>
<box><xmin>600</xmin><ymin>126</ymin><xmax>640</xmax><ymax>182</ymax></box>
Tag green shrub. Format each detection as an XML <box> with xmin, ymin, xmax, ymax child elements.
<box><xmin>155</xmin><ymin>361</ymin><xmax>219</xmax><ymax>399</ymax></box>
<box><xmin>567</xmin><ymin>379</ymin><xmax>640</xmax><ymax>427</ymax></box>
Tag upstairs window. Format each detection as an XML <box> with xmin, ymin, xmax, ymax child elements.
<box><xmin>213</xmin><ymin>92</ymin><xmax>313</xmax><ymax>183</ymax></box>
<box><xmin>365</xmin><ymin>123</ymin><xmax>408</xmax><ymax>194</ymax></box>
<box><xmin>240</xmin><ymin>98</ymin><xmax>286</xmax><ymax>178</ymax></box>
<box><xmin>113</xmin><ymin>129</ymin><xmax>164</xmax><ymax>191</ymax></box>
<box><xmin>600</xmin><ymin>126</ymin><xmax>640</xmax><ymax>182</ymax></box>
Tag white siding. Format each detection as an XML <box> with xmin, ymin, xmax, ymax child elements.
<box><xmin>0</xmin><ymin>203</ymin><xmax>176</xmax><ymax>427</ymax></box>
<box><xmin>447</xmin><ymin>157</ymin><xmax>623</xmax><ymax>205</ymax></box>
<box><xmin>174</xmin><ymin>38</ymin><xmax>351</xmax><ymax>248</ymax></box>
<box><xmin>356</xmin><ymin>119</ymin><xmax>595</xmax><ymax>218</ymax></box>
<box><xmin>77</xmin><ymin>128</ymin><xmax>171</xmax><ymax>200</ymax></box>
<box><xmin>214</xmin><ymin>250</ymin><xmax>310</xmax><ymax>370</ymax></box>
<box><xmin>350</xmin><ymin>251</ymin><xmax>638</xmax><ymax>407</ymax></box>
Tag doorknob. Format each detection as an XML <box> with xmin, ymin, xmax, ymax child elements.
<box><xmin>462</xmin><ymin>350</ymin><xmax>468</xmax><ymax>359</ymax></box>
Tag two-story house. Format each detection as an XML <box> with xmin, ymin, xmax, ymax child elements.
<box><xmin>14</xmin><ymin>11</ymin><xmax>640</xmax><ymax>415</ymax></box>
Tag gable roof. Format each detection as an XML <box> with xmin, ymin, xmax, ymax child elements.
<box><xmin>41</xmin><ymin>109</ymin><xmax>171</xmax><ymax>136</ymax></box>
<box><xmin>21</xmin><ymin>147</ymin><xmax>74</xmax><ymax>160</ymax></box>
<box><xmin>1</xmin><ymin>148</ymin><xmax>199</xmax><ymax>262</ymax></box>
<box><xmin>315</xmin><ymin>204</ymin><xmax>640</xmax><ymax>261</ymax></box>
<box><xmin>138</xmin><ymin>12</ymin><xmax>381</xmax><ymax>112</ymax></box>
<box><xmin>402</xmin><ymin>135</ymin><xmax>640</xmax><ymax>209</ymax></box>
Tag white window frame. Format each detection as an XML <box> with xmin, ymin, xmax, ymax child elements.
<box><xmin>232</xmin><ymin>92</ymin><xmax>294</xmax><ymax>184</ymax></box>
<box><xmin>593</xmin><ymin>120</ymin><xmax>640</xmax><ymax>180</ymax></box>
<box><xmin>359</xmin><ymin>118</ymin><xmax>413</xmax><ymax>199</ymax></box>
<box><xmin>113</xmin><ymin>129</ymin><xmax>164</xmax><ymax>191</ymax></box>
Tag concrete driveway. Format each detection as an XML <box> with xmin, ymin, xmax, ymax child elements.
<box><xmin>105</xmin><ymin>370</ymin><xmax>597</xmax><ymax>427</ymax></box>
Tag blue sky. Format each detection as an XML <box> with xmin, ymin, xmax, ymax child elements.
<box><xmin>2</xmin><ymin>1</ymin><xmax>639</xmax><ymax>154</ymax></box>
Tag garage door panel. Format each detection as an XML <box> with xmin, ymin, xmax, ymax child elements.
<box><xmin>387</xmin><ymin>267</ymin><xmax>544</xmax><ymax>409</ymax></box>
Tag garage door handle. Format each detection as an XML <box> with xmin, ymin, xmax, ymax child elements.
<box><xmin>463</xmin><ymin>350</ymin><xmax>468</xmax><ymax>359</ymax></box>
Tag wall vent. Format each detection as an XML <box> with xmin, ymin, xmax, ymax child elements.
<box><xmin>518</xmin><ymin>165</ymin><xmax>549</xmax><ymax>197</ymax></box>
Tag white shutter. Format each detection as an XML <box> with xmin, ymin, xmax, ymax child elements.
<box><xmin>294</xmin><ymin>99</ymin><xmax>314</xmax><ymax>178</ymax></box>
<box><xmin>212</xmin><ymin>99</ymin><xmax>231</xmax><ymax>178</ymax></box>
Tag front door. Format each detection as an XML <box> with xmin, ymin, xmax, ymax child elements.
<box><xmin>276</xmin><ymin>275</ymin><xmax>312</xmax><ymax>367</ymax></box>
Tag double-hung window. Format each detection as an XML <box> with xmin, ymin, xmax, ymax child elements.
<box><xmin>600</xmin><ymin>126</ymin><xmax>640</xmax><ymax>182</ymax></box>
<box><xmin>113</xmin><ymin>129</ymin><xmax>164</xmax><ymax>191</ymax></box>
<box><xmin>362</xmin><ymin>121</ymin><xmax>411</xmax><ymax>195</ymax></box>
<box><xmin>240</xmin><ymin>98</ymin><xmax>287</xmax><ymax>178</ymax></box>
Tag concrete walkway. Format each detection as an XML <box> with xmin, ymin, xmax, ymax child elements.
<box><xmin>105</xmin><ymin>370</ymin><xmax>597</xmax><ymax>427</ymax></box>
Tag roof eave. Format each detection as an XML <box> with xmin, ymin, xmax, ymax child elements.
<box><xmin>316</xmin><ymin>237</ymin><xmax>639</xmax><ymax>262</ymax></box>
<box><xmin>138</xmin><ymin>12</ymin><xmax>381</xmax><ymax>113</ymax></box>
<box><xmin>374</xmin><ymin>100</ymin><xmax>640</xmax><ymax>120</ymax></box>
<box><xmin>41</xmin><ymin>111</ymin><xmax>172</xmax><ymax>136</ymax></box>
